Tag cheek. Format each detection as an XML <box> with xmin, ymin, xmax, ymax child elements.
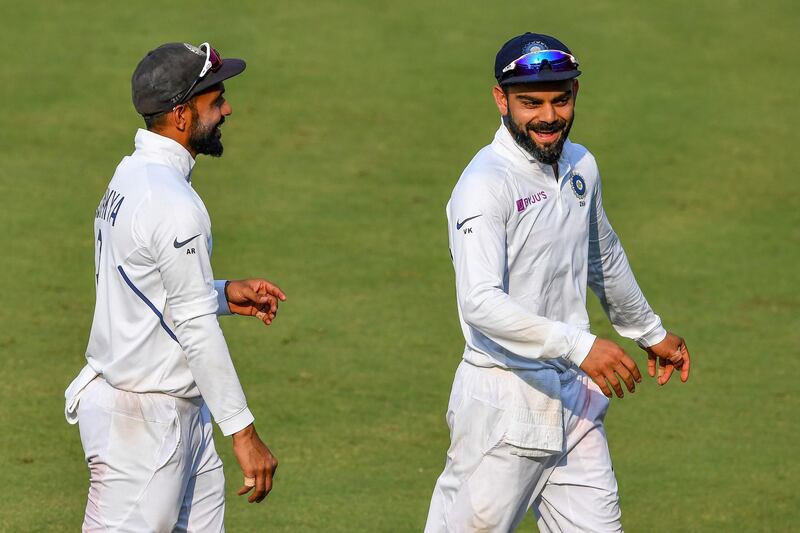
<box><xmin>557</xmin><ymin>105</ymin><xmax>575</xmax><ymax>124</ymax></box>
<box><xmin>509</xmin><ymin>105</ymin><xmax>535</xmax><ymax>127</ymax></box>
<box><xmin>205</xmin><ymin>112</ymin><xmax>222</xmax><ymax>129</ymax></box>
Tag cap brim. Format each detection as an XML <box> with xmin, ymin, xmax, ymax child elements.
<box><xmin>499</xmin><ymin>68</ymin><xmax>580</xmax><ymax>86</ymax></box>
<box><xmin>190</xmin><ymin>58</ymin><xmax>246</xmax><ymax>97</ymax></box>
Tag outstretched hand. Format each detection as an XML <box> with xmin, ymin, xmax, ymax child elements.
<box><xmin>225</xmin><ymin>278</ymin><xmax>287</xmax><ymax>325</ymax></box>
<box><xmin>644</xmin><ymin>331</ymin><xmax>691</xmax><ymax>385</ymax></box>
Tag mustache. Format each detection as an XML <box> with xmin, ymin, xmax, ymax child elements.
<box><xmin>527</xmin><ymin>119</ymin><xmax>566</xmax><ymax>134</ymax></box>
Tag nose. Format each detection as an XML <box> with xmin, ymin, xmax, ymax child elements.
<box><xmin>540</xmin><ymin>103</ymin><xmax>556</xmax><ymax>124</ymax></box>
<box><xmin>222</xmin><ymin>101</ymin><xmax>232</xmax><ymax>116</ymax></box>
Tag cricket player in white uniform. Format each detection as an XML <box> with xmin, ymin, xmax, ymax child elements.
<box><xmin>424</xmin><ymin>33</ymin><xmax>692</xmax><ymax>532</ymax></box>
<box><xmin>64</xmin><ymin>42</ymin><xmax>286</xmax><ymax>531</ymax></box>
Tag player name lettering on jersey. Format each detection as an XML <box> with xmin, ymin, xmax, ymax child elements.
<box><xmin>95</xmin><ymin>187</ymin><xmax>126</xmax><ymax>226</ymax></box>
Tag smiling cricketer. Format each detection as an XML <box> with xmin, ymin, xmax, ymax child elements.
<box><xmin>424</xmin><ymin>32</ymin><xmax>692</xmax><ymax>532</ymax></box>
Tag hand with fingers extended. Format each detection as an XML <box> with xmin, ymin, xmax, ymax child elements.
<box><xmin>232</xmin><ymin>424</ymin><xmax>278</xmax><ymax>504</ymax></box>
<box><xmin>644</xmin><ymin>331</ymin><xmax>691</xmax><ymax>386</ymax></box>
<box><xmin>579</xmin><ymin>337</ymin><xmax>642</xmax><ymax>398</ymax></box>
<box><xmin>225</xmin><ymin>278</ymin><xmax>287</xmax><ymax>325</ymax></box>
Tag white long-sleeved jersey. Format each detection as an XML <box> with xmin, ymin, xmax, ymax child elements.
<box><xmin>67</xmin><ymin>129</ymin><xmax>252</xmax><ymax>436</ymax></box>
<box><xmin>447</xmin><ymin>125</ymin><xmax>666</xmax><ymax>372</ymax></box>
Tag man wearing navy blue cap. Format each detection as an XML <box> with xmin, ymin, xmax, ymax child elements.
<box><xmin>424</xmin><ymin>33</ymin><xmax>691</xmax><ymax>532</ymax></box>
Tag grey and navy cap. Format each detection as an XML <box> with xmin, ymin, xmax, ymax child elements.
<box><xmin>132</xmin><ymin>42</ymin><xmax>246</xmax><ymax>116</ymax></box>
<box><xmin>494</xmin><ymin>32</ymin><xmax>581</xmax><ymax>86</ymax></box>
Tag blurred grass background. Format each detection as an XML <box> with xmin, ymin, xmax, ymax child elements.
<box><xmin>1</xmin><ymin>0</ymin><xmax>798</xmax><ymax>530</ymax></box>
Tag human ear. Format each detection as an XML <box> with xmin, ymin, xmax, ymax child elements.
<box><xmin>171</xmin><ymin>105</ymin><xmax>189</xmax><ymax>132</ymax></box>
<box><xmin>492</xmin><ymin>85</ymin><xmax>509</xmax><ymax>116</ymax></box>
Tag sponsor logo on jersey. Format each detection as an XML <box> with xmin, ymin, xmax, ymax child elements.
<box><xmin>515</xmin><ymin>191</ymin><xmax>548</xmax><ymax>212</ymax></box>
<box><xmin>570</xmin><ymin>174</ymin><xmax>587</xmax><ymax>206</ymax></box>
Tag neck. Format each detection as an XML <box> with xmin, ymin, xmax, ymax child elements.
<box><xmin>149</xmin><ymin>127</ymin><xmax>196</xmax><ymax>158</ymax></box>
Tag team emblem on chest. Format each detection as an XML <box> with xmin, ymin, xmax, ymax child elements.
<box><xmin>570</xmin><ymin>173</ymin><xmax>587</xmax><ymax>207</ymax></box>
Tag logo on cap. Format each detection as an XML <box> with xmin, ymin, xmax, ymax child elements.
<box><xmin>183</xmin><ymin>43</ymin><xmax>204</xmax><ymax>56</ymax></box>
<box><xmin>523</xmin><ymin>41</ymin><xmax>549</xmax><ymax>54</ymax></box>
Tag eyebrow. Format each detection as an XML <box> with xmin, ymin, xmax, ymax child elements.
<box><xmin>516</xmin><ymin>90</ymin><xmax>572</xmax><ymax>104</ymax></box>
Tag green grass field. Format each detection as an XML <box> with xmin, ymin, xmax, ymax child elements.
<box><xmin>2</xmin><ymin>0</ymin><xmax>799</xmax><ymax>530</ymax></box>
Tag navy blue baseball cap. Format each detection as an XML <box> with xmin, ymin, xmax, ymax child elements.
<box><xmin>494</xmin><ymin>33</ymin><xmax>581</xmax><ymax>86</ymax></box>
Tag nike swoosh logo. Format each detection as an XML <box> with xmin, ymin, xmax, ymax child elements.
<box><xmin>173</xmin><ymin>234</ymin><xmax>201</xmax><ymax>248</ymax></box>
<box><xmin>456</xmin><ymin>215</ymin><xmax>482</xmax><ymax>230</ymax></box>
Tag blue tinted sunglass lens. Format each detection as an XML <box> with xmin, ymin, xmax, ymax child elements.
<box><xmin>515</xmin><ymin>51</ymin><xmax>576</xmax><ymax>72</ymax></box>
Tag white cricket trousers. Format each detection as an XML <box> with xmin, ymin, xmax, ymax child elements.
<box><xmin>76</xmin><ymin>377</ymin><xmax>225</xmax><ymax>532</ymax></box>
<box><xmin>425</xmin><ymin>361</ymin><xmax>622</xmax><ymax>533</ymax></box>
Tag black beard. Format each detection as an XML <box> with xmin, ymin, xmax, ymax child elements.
<box><xmin>507</xmin><ymin>110</ymin><xmax>573</xmax><ymax>165</ymax></box>
<box><xmin>188</xmin><ymin>113</ymin><xmax>224</xmax><ymax>157</ymax></box>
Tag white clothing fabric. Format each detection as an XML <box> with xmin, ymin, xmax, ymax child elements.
<box><xmin>429</xmin><ymin>124</ymin><xmax>667</xmax><ymax>531</ymax></box>
<box><xmin>447</xmin><ymin>124</ymin><xmax>666</xmax><ymax>373</ymax></box>
<box><xmin>78</xmin><ymin>376</ymin><xmax>225</xmax><ymax>532</ymax></box>
<box><xmin>425</xmin><ymin>361</ymin><xmax>622</xmax><ymax>533</ymax></box>
<box><xmin>66</xmin><ymin>128</ymin><xmax>252</xmax><ymax>436</ymax></box>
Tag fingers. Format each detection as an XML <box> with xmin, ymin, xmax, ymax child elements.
<box><xmin>604</xmin><ymin>370</ymin><xmax>625</xmax><ymax>398</ymax></box>
<box><xmin>592</xmin><ymin>373</ymin><xmax>613</xmax><ymax>398</ymax></box>
<box><xmin>250</xmin><ymin>472</ymin><xmax>267</xmax><ymax>503</ymax></box>
<box><xmin>658</xmin><ymin>357</ymin><xmax>675</xmax><ymax>385</ymax></box>
<box><xmin>254</xmin><ymin>302</ymin><xmax>277</xmax><ymax>325</ymax></box>
<box><xmin>580</xmin><ymin>338</ymin><xmax>639</xmax><ymax>398</ymax></box>
<box><xmin>263</xmin><ymin>295</ymin><xmax>279</xmax><ymax>315</ymax></box>
<box><xmin>249</xmin><ymin>459</ymin><xmax>278</xmax><ymax>503</ymax></box>
<box><xmin>259</xmin><ymin>281</ymin><xmax>287</xmax><ymax>302</ymax></box>
<box><xmin>657</xmin><ymin>338</ymin><xmax>690</xmax><ymax>385</ymax></box>
<box><xmin>604</xmin><ymin>358</ymin><xmax>639</xmax><ymax>397</ymax></box>
<box><xmin>238</xmin><ymin>466</ymin><xmax>276</xmax><ymax>503</ymax></box>
<box><xmin>266</xmin><ymin>281</ymin><xmax>286</xmax><ymax>302</ymax></box>
<box><xmin>679</xmin><ymin>343</ymin><xmax>691</xmax><ymax>382</ymax></box>
<box><xmin>593</xmin><ymin>367</ymin><xmax>628</xmax><ymax>399</ymax></box>
<box><xmin>647</xmin><ymin>353</ymin><xmax>657</xmax><ymax>377</ymax></box>
<box><xmin>619</xmin><ymin>353</ymin><xmax>642</xmax><ymax>383</ymax></box>
<box><xmin>238</xmin><ymin>472</ymin><xmax>266</xmax><ymax>503</ymax></box>
<box><xmin>237</xmin><ymin>476</ymin><xmax>255</xmax><ymax>497</ymax></box>
<box><xmin>603</xmin><ymin>361</ymin><xmax>634</xmax><ymax>397</ymax></box>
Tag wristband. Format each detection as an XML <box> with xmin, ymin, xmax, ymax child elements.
<box><xmin>224</xmin><ymin>280</ymin><xmax>232</xmax><ymax>302</ymax></box>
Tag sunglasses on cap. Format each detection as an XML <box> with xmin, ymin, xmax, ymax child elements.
<box><xmin>172</xmin><ymin>42</ymin><xmax>223</xmax><ymax>106</ymax></box>
<box><xmin>500</xmin><ymin>49</ymin><xmax>579</xmax><ymax>80</ymax></box>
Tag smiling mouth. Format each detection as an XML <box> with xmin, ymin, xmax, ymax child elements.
<box><xmin>530</xmin><ymin>129</ymin><xmax>561</xmax><ymax>144</ymax></box>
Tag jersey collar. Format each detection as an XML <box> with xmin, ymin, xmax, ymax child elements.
<box><xmin>133</xmin><ymin>129</ymin><xmax>197</xmax><ymax>182</ymax></box>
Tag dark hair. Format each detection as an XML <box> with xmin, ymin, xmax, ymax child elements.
<box><xmin>143</xmin><ymin>111</ymin><xmax>168</xmax><ymax>130</ymax></box>
<box><xmin>142</xmin><ymin>98</ymin><xmax>199</xmax><ymax>131</ymax></box>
